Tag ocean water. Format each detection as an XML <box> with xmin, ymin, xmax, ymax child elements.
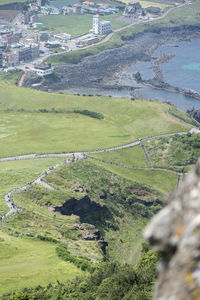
<box><xmin>126</xmin><ymin>36</ymin><xmax>200</xmax><ymax>110</ymax></box>
<box><xmin>62</xmin><ymin>36</ymin><xmax>200</xmax><ymax>111</ymax></box>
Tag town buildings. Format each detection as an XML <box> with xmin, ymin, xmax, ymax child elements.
<box><xmin>123</xmin><ymin>2</ymin><xmax>145</xmax><ymax>17</ymax></box>
<box><xmin>92</xmin><ymin>15</ymin><xmax>111</xmax><ymax>35</ymax></box>
<box><xmin>76</xmin><ymin>35</ymin><xmax>99</xmax><ymax>47</ymax></box>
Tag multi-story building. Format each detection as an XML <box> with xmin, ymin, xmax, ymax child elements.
<box><xmin>33</xmin><ymin>63</ymin><xmax>53</xmax><ymax>77</ymax></box>
<box><xmin>92</xmin><ymin>15</ymin><xmax>111</xmax><ymax>35</ymax></box>
<box><xmin>2</xmin><ymin>33</ymin><xmax>21</xmax><ymax>46</ymax></box>
<box><xmin>2</xmin><ymin>52</ymin><xmax>18</xmax><ymax>67</ymax></box>
<box><xmin>17</xmin><ymin>46</ymin><xmax>32</xmax><ymax>62</ymax></box>
<box><xmin>31</xmin><ymin>44</ymin><xmax>40</xmax><ymax>59</ymax></box>
<box><xmin>77</xmin><ymin>35</ymin><xmax>99</xmax><ymax>47</ymax></box>
<box><xmin>54</xmin><ymin>33</ymin><xmax>71</xmax><ymax>42</ymax></box>
<box><xmin>37</xmin><ymin>0</ymin><xmax>47</xmax><ymax>6</ymax></box>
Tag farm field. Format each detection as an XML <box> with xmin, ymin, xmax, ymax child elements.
<box><xmin>39</xmin><ymin>13</ymin><xmax>126</xmax><ymax>36</ymax></box>
<box><xmin>90</xmin><ymin>145</ymin><xmax>148</xmax><ymax>167</ymax></box>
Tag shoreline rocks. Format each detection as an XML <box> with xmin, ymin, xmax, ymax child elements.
<box><xmin>25</xmin><ymin>24</ymin><xmax>200</xmax><ymax>93</ymax></box>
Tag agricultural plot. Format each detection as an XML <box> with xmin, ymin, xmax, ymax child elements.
<box><xmin>39</xmin><ymin>13</ymin><xmax>126</xmax><ymax>36</ymax></box>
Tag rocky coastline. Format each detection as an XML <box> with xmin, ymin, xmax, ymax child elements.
<box><xmin>25</xmin><ymin>24</ymin><xmax>200</xmax><ymax>98</ymax></box>
<box><xmin>133</xmin><ymin>72</ymin><xmax>200</xmax><ymax>102</ymax></box>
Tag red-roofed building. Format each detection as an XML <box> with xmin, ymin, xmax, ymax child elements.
<box><xmin>83</xmin><ymin>1</ymin><xmax>94</xmax><ymax>5</ymax></box>
<box><xmin>2</xmin><ymin>52</ymin><xmax>18</xmax><ymax>67</ymax></box>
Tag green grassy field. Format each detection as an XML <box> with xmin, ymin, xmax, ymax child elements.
<box><xmin>0</xmin><ymin>231</ymin><xmax>82</xmax><ymax>296</ymax></box>
<box><xmin>0</xmin><ymin>80</ymin><xmax>196</xmax><ymax>296</ymax></box>
<box><xmin>0</xmin><ymin>158</ymin><xmax>68</xmax><ymax>215</ymax></box>
<box><xmin>0</xmin><ymin>70</ymin><xmax>23</xmax><ymax>85</ymax></box>
<box><xmin>90</xmin><ymin>145</ymin><xmax>148</xmax><ymax>167</ymax></box>
<box><xmin>90</xmin><ymin>159</ymin><xmax>178</xmax><ymax>194</ymax></box>
<box><xmin>39</xmin><ymin>14</ymin><xmax>126</xmax><ymax>36</ymax></box>
<box><xmin>0</xmin><ymin>83</ymin><xmax>192</xmax><ymax>158</ymax></box>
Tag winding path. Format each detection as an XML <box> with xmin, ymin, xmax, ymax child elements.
<box><xmin>0</xmin><ymin>130</ymin><xmax>191</xmax><ymax>223</ymax></box>
<box><xmin>0</xmin><ymin>131</ymin><xmax>188</xmax><ymax>163</ymax></box>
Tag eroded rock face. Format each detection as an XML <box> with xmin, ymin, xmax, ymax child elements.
<box><xmin>144</xmin><ymin>160</ymin><xmax>200</xmax><ymax>300</ymax></box>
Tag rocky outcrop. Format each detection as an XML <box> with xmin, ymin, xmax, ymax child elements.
<box><xmin>187</xmin><ymin>108</ymin><xmax>200</xmax><ymax>123</ymax></box>
<box><xmin>144</xmin><ymin>160</ymin><xmax>200</xmax><ymax>300</ymax></box>
<box><xmin>27</xmin><ymin>25</ymin><xmax>200</xmax><ymax>92</ymax></box>
<box><xmin>54</xmin><ymin>195</ymin><xmax>112</xmax><ymax>223</ymax></box>
<box><xmin>134</xmin><ymin>72</ymin><xmax>200</xmax><ymax>101</ymax></box>
<box><xmin>55</xmin><ymin>197</ymin><xmax>110</xmax><ymax>256</ymax></box>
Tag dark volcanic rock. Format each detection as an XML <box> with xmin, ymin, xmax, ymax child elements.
<box><xmin>54</xmin><ymin>195</ymin><xmax>112</xmax><ymax>224</ymax></box>
<box><xmin>54</xmin><ymin>196</ymin><xmax>110</xmax><ymax>256</ymax></box>
<box><xmin>187</xmin><ymin>108</ymin><xmax>200</xmax><ymax>123</ymax></box>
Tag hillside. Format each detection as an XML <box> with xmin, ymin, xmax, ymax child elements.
<box><xmin>0</xmin><ymin>82</ymin><xmax>199</xmax><ymax>296</ymax></box>
<box><xmin>0</xmin><ymin>82</ymin><xmax>192</xmax><ymax>158</ymax></box>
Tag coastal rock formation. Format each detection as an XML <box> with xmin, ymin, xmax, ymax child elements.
<box><xmin>187</xmin><ymin>108</ymin><xmax>200</xmax><ymax>123</ymax></box>
<box><xmin>144</xmin><ymin>160</ymin><xmax>200</xmax><ymax>300</ymax></box>
<box><xmin>26</xmin><ymin>25</ymin><xmax>200</xmax><ymax>91</ymax></box>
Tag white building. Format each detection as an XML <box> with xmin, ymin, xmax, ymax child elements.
<box><xmin>92</xmin><ymin>15</ymin><xmax>111</xmax><ymax>35</ymax></box>
<box><xmin>33</xmin><ymin>63</ymin><xmax>53</xmax><ymax>77</ymax></box>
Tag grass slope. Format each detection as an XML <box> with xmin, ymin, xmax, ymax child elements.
<box><xmin>0</xmin><ymin>231</ymin><xmax>82</xmax><ymax>296</ymax></box>
<box><xmin>0</xmin><ymin>83</ymin><xmax>191</xmax><ymax>157</ymax></box>
<box><xmin>0</xmin><ymin>158</ymin><xmax>68</xmax><ymax>215</ymax></box>
<box><xmin>90</xmin><ymin>145</ymin><xmax>148</xmax><ymax>167</ymax></box>
<box><xmin>90</xmin><ymin>159</ymin><xmax>178</xmax><ymax>194</ymax></box>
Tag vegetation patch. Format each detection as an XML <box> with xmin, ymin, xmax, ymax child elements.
<box><xmin>56</xmin><ymin>243</ymin><xmax>93</xmax><ymax>271</ymax></box>
<box><xmin>90</xmin><ymin>159</ymin><xmax>178</xmax><ymax>194</ymax></box>
<box><xmin>145</xmin><ymin>133</ymin><xmax>200</xmax><ymax>169</ymax></box>
<box><xmin>2</xmin><ymin>243</ymin><xmax>158</xmax><ymax>300</ymax></box>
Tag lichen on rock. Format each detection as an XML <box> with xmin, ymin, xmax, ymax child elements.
<box><xmin>144</xmin><ymin>160</ymin><xmax>200</xmax><ymax>300</ymax></box>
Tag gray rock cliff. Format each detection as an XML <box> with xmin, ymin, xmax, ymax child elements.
<box><xmin>145</xmin><ymin>160</ymin><xmax>200</xmax><ymax>300</ymax></box>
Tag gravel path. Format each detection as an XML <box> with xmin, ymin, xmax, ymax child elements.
<box><xmin>0</xmin><ymin>130</ymin><xmax>191</xmax><ymax>223</ymax></box>
<box><xmin>0</xmin><ymin>131</ymin><xmax>188</xmax><ymax>163</ymax></box>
